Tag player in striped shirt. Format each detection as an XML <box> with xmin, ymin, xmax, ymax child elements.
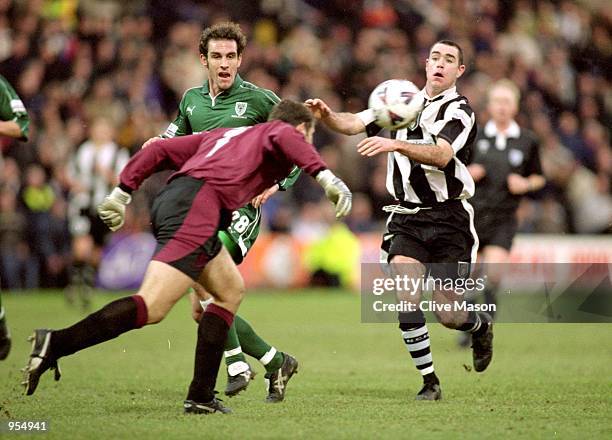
<box><xmin>0</xmin><ymin>74</ymin><xmax>30</xmax><ymax>360</ymax></box>
<box><xmin>306</xmin><ymin>40</ymin><xmax>494</xmax><ymax>401</ymax></box>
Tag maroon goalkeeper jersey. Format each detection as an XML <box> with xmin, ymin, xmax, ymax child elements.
<box><xmin>119</xmin><ymin>120</ymin><xmax>326</xmax><ymax>211</ymax></box>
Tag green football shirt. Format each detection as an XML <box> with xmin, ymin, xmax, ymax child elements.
<box><xmin>162</xmin><ymin>75</ymin><xmax>300</xmax><ymax>263</ymax></box>
<box><xmin>0</xmin><ymin>74</ymin><xmax>29</xmax><ymax>141</ymax></box>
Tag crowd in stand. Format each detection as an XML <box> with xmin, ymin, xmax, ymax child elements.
<box><xmin>0</xmin><ymin>0</ymin><xmax>610</xmax><ymax>288</ymax></box>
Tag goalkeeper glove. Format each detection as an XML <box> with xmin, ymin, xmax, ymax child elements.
<box><xmin>97</xmin><ymin>187</ymin><xmax>132</xmax><ymax>232</ymax></box>
<box><xmin>315</xmin><ymin>169</ymin><xmax>352</xmax><ymax>218</ymax></box>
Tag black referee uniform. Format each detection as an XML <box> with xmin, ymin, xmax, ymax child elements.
<box><xmin>470</xmin><ymin>120</ymin><xmax>542</xmax><ymax>250</ymax></box>
<box><xmin>358</xmin><ymin>86</ymin><xmax>478</xmax><ymax>279</ymax></box>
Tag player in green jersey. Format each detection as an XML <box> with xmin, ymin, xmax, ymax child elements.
<box><xmin>144</xmin><ymin>22</ymin><xmax>298</xmax><ymax>402</ymax></box>
<box><xmin>0</xmin><ymin>74</ymin><xmax>30</xmax><ymax>360</ymax></box>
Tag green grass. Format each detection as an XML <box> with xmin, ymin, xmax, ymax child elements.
<box><xmin>1</xmin><ymin>289</ymin><xmax>611</xmax><ymax>439</ymax></box>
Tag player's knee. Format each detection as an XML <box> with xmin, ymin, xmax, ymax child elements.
<box><xmin>226</xmin><ymin>278</ymin><xmax>245</xmax><ymax>307</ymax></box>
<box><xmin>398</xmin><ymin>310</ymin><xmax>426</xmax><ymax>330</ymax></box>
<box><xmin>140</xmin><ymin>296</ymin><xmax>171</xmax><ymax>324</ymax></box>
<box><xmin>146</xmin><ymin>307</ymin><xmax>166</xmax><ymax>324</ymax></box>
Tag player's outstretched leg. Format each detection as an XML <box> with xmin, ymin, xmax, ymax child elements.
<box><xmin>399</xmin><ymin>311</ymin><xmax>442</xmax><ymax>401</ymax></box>
<box><xmin>22</xmin><ymin>295</ymin><xmax>149</xmax><ymax>395</ymax></box>
<box><xmin>233</xmin><ymin>315</ymin><xmax>298</xmax><ymax>402</ymax></box>
<box><xmin>0</xmin><ymin>304</ymin><xmax>12</xmax><ymax>360</ymax></box>
<box><xmin>224</xmin><ymin>321</ymin><xmax>256</xmax><ymax>397</ymax></box>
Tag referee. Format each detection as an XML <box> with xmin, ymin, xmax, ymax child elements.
<box><xmin>459</xmin><ymin>79</ymin><xmax>545</xmax><ymax>346</ymax></box>
<box><xmin>307</xmin><ymin>40</ymin><xmax>494</xmax><ymax>401</ymax></box>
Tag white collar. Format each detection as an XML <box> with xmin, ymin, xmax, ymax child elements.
<box><xmin>484</xmin><ymin>120</ymin><xmax>521</xmax><ymax>139</ymax></box>
<box><xmin>423</xmin><ymin>86</ymin><xmax>457</xmax><ymax>102</ymax></box>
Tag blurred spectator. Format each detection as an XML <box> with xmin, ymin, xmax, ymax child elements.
<box><xmin>0</xmin><ymin>188</ymin><xmax>38</xmax><ymax>289</ymax></box>
<box><xmin>304</xmin><ymin>201</ymin><xmax>360</xmax><ymax>289</ymax></box>
<box><xmin>345</xmin><ymin>192</ymin><xmax>377</xmax><ymax>233</ymax></box>
<box><xmin>21</xmin><ymin>163</ymin><xmax>55</xmax><ymax>283</ymax></box>
<box><xmin>66</xmin><ymin>117</ymin><xmax>129</xmax><ymax>298</ymax></box>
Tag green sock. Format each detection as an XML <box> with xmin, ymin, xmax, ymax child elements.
<box><xmin>223</xmin><ymin>320</ymin><xmax>249</xmax><ymax>376</ymax></box>
<box><xmin>234</xmin><ymin>315</ymin><xmax>284</xmax><ymax>373</ymax></box>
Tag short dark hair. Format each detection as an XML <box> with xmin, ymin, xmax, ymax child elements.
<box><xmin>431</xmin><ymin>40</ymin><xmax>464</xmax><ymax>65</ymax></box>
<box><xmin>268</xmin><ymin>100</ymin><xmax>315</xmax><ymax>130</ymax></box>
<box><xmin>199</xmin><ymin>22</ymin><xmax>247</xmax><ymax>57</ymax></box>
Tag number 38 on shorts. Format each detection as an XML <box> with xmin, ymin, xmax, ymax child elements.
<box><xmin>222</xmin><ymin>204</ymin><xmax>262</xmax><ymax>260</ymax></box>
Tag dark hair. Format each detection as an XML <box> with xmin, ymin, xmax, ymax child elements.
<box><xmin>199</xmin><ymin>22</ymin><xmax>247</xmax><ymax>57</ymax></box>
<box><xmin>431</xmin><ymin>40</ymin><xmax>464</xmax><ymax>65</ymax></box>
<box><xmin>268</xmin><ymin>100</ymin><xmax>315</xmax><ymax>130</ymax></box>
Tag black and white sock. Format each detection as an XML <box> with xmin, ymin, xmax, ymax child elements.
<box><xmin>483</xmin><ymin>286</ymin><xmax>497</xmax><ymax>321</ymax></box>
<box><xmin>399</xmin><ymin>311</ymin><xmax>437</xmax><ymax>382</ymax></box>
<box><xmin>457</xmin><ymin>310</ymin><xmax>488</xmax><ymax>336</ymax></box>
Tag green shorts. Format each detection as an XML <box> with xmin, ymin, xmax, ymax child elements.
<box><xmin>218</xmin><ymin>203</ymin><xmax>262</xmax><ymax>265</ymax></box>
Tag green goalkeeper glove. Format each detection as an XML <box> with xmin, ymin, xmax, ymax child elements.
<box><xmin>97</xmin><ymin>187</ymin><xmax>132</xmax><ymax>231</ymax></box>
<box><xmin>315</xmin><ymin>169</ymin><xmax>352</xmax><ymax>218</ymax></box>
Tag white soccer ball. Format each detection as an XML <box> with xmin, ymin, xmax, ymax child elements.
<box><xmin>368</xmin><ymin>79</ymin><xmax>423</xmax><ymax>130</ymax></box>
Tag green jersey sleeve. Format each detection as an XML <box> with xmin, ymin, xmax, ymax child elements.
<box><xmin>245</xmin><ymin>83</ymin><xmax>280</xmax><ymax>124</ymax></box>
<box><xmin>0</xmin><ymin>75</ymin><xmax>29</xmax><ymax>141</ymax></box>
<box><xmin>278</xmin><ymin>165</ymin><xmax>302</xmax><ymax>191</ymax></box>
<box><xmin>162</xmin><ymin>92</ymin><xmax>194</xmax><ymax>138</ymax></box>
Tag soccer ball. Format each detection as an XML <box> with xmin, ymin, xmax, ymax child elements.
<box><xmin>368</xmin><ymin>79</ymin><xmax>423</xmax><ymax>130</ymax></box>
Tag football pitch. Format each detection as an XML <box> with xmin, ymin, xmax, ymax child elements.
<box><xmin>1</xmin><ymin>290</ymin><xmax>611</xmax><ymax>439</ymax></box>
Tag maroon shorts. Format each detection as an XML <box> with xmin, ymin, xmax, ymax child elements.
<box><xmin>150</xmin><ymin>176</ymin><xmax>231</xmax><ymax>280</ymax></box>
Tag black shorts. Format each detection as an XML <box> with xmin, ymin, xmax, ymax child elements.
<box><xmin>474</xmin><ymin>210</ymin><xmax>516</xmax><ymax>251</ymax></box>
<box><xmin>381</xmin><ymin>200</ymin><xmax>478</xmax><ymax>280</ymax></box>
<box><xmin>151</xmin><ymin>176</ymin><xmax>231</xmax><ymax>280</ymax></box>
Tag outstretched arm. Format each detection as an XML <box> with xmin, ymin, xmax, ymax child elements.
<box><xmin>305</xmin><ymin>98</ymin><xmax>366</xmax><ymax>135</ymax></box>
<box><xmin>119</xmin><ymin>134</ymin><xmax>204</xmax><ymax>192</ymax></box>
<box><xmin>97</xmin><ymin>134</ymin><xmax>205</xmax><ymax>232</ymax></box>
<box><xmin>272</xmin><ymin>125</ymin><xmax>352</xmax><ymax>218</ymax></box>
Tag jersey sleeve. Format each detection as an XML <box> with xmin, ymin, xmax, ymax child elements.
<box><xmin>277</xmin><ymin>165</ymin><xmax>302</xmax><ymax>191</ymax></box>
<box><xmin>162</xmin><ymin>96</ymin><xmax>192</xmax><ymax>138</ymax></box>
<box><xmin>356</xmin><ymin>108</ymin><xmax>383</xmax><ymax>137</ymax></box>
<box><xmin>431</xmin><ymin>101</ymin><xmax>475</xmax><ymax>153</ymax></box>
<box><xmin>0</xmin><ymin>79</ymin><xmax>30</xmax><ymax>141</ymax></box>
<box><xmin>271</xmin><ymin>124</ymin><xmax>327</xmax><ymax>177</ymax></box>
<box><xmin>119</xmin><ymin>133</ymin><xmax>205</xmax><ymax>191</ymax></box>
<box><xmin>253</xmin><ymin>88</ymin><xmax>281</xmax><ymax>123</ymax></box>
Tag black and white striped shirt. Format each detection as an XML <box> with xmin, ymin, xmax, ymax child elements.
<box><xmin>68</xmin><ymin>140</ymin><xmax>130</xmax><ymax>214</ymax></box>
<box><xmin>358</xmin><ymin>86</ymin><xmax>477</xmax><ymax>206</ymax></box>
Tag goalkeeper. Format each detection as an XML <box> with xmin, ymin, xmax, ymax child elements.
<box><xmin>24</xmin><ymin>100</ymin><xmax>352</xmax><ymax>417</ymax></box>
<box><xmin>141</xmin><ymin>22</ymin><xmax>301</xmax><ymax>402</ymax></box>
